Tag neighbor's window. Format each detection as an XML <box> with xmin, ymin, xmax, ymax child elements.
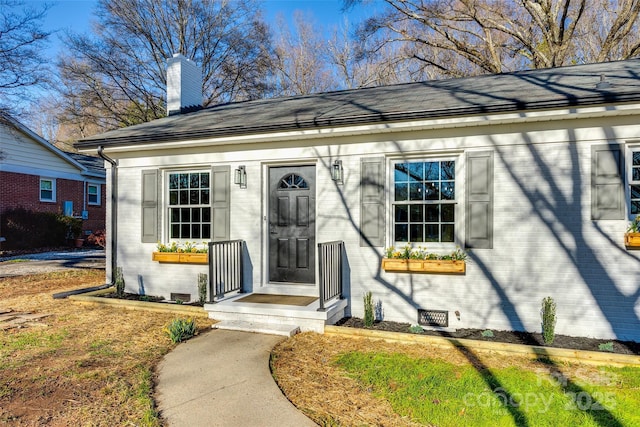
<box><xmin>168</xmin><ymin>171</ymin><xmax>211</xmax><ymax>239</ymax></box>
<box><xmin>393</xmin><ymin>160</ymin><xmax>456</xmax><ymax>243</ymax></box>
<box><xmin>631</xmin><ymin>150</ymin><xmax>640</xmax><ymax>215</ymax></box>
<box><xmin>40</xmin><ymin>178</ymin><xmax>55</xmax><ymax>202</ymax></box>
<box><xmin>87</xmin><ymin>184</ymin><xmax>100</xmax><ymax>205</ymax></box>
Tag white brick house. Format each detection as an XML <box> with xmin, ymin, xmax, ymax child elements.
<box><xmin>77</xmin><ymin>57</ymin><xmax>640</xmax><ymax>341</ymax></box>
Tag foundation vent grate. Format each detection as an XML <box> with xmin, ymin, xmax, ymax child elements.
<box><xmin>418</xmin><ymin>309</ymin><xmax>448</xmax><ymax>327</ymax></box>
<box><xmin>171</xmin><ymin>293</ymin><xmax>191</xmax><ymax>303</ymax></box>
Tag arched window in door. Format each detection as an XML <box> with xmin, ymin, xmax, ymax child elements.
<box><xmin>279</xmin><ymin>173</ymin><xmax>308</xmax><ymax>189</ymax></box>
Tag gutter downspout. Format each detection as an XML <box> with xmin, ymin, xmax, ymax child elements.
<box><xmin>98</xmin><ymin>146</ymin><xmax>118</xmax><ymax>284</ymax></box>
<box><xmin>53</xmin><ymin>147</ymin><xmax>116</xmax><ymax>300</ymax></box>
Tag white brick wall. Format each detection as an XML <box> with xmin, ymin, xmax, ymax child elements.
<box><xmin>166</xmin><ymin>54</ymin><xmax>202</xmax><ymax>116</ymax></box>
<box><xmin>109</xmin><ymin>113</ymin><xmax>640</xmax><ymax>341</ymax></box>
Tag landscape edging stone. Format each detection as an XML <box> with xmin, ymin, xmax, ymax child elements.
<box><xmin>324</xmin><ymin>325</ymin><xmax>640</xmax><ymax>367</ymax></box>
<box><xmin>68</xmin><ymin>288</ymin><xmax>209</xmax><ymax>318</ymax></box>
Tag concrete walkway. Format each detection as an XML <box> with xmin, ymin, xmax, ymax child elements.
<box><xmin>156</xmin><ymin>329</ymin><xmax>317</xmax><ymax>427</ymax></box>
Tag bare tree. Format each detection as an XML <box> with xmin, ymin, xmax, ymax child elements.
<box><xmin>0</xmin><ymin>0</ymin><xmax>52</xmax><ymax>114</ymax></box>
<box><xmin>270</xmin><ymin>11</ymin><xmax>337</xmax><ymax>96</ymax></box>
<box><xmin>350</xmin><ymin>0</ymin><xmax>640</xmax><ymax>77</ymax></box>
<box><xmin>57</xmin><ymin>0</ymin><xmax>273</xmax><ymax>135</ymax></box>
<box><xmin>327</xmin><ymin>19</ymin><xmax>426</xmax><ymax>89</ymax></box>
<box><xmin>578</xmin><ymin>0</ymin><xmax>640</xmax><ymax>63</ymax></box>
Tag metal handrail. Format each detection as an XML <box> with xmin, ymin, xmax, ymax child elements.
<box><xmin>318</xmin><ymin>240</ymin><xmax>344</xmax><ymax>311</ymax></box>
<box><xmin>208</xmin><ymin>240</ymin><xmax>244</xmax><ymax>302</ymax></box>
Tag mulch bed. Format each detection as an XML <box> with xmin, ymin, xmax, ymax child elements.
<box><xmin>97</xmin><ymin>292</ymin><xmax>204</xmax><ymax>306</ymax></box>
<box><xmin>99</xmin><ymin>292</ymin><xmax>166</xmax><ymax>303</ymax></box>
<box><xmin>336</xmin><ymin>317</ymin><xmax>640</xmax><ymax>356</ymax></box>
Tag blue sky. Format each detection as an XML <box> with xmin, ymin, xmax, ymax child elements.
<box><xmin>8</xmin><ymin>0</ymin><xmax>380</xmax><ymax>120</ymax></box>
<box><xmin>35</xmin><ymin>0</ymin><xmax>378</xmax><ymax>59</ymax></box>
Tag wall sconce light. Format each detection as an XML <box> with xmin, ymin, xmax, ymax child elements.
<box><xmin>234</xmin><ymin>165</ymin><xmax>247</xmax><ymax>189</ymax></box>
<box><xmin>331</xmin><ymin>160</ymin><xmax>343</xmax><ymax>184</ymax></box>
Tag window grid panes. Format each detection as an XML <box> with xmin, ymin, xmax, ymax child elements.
<box><xmin>168</xmin><ymin>172</ymin><xmax>211</xmax><ymax>239</ymax></box>
<box><xmin>88</xmin><ymin>184</ymin><xmax>99</xmax><ymax>205</ymax></box>
<box><xmin>632</xmin><ymin>151</ymin><xmax>640</xmax><ymax>215</ymax></box>
<box><xmin>393</xmin><ymin>160</ymin><xmax>455</xmax><ymax>243</ymax></box>
<box><xmin>40</xmin><ymin>179</ymin><xmax>54</xmax><ymax>201</ymax></box>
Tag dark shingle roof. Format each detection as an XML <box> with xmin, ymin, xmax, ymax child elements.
<box><xmin>66</xmin><ymin>152</ymin><xmax>106</xmax><ymax>177</ymax></box>
<box><xmin>76</xmin><ymin>59</ymin><xmax>640</xmax><ymax>149</ymax></box>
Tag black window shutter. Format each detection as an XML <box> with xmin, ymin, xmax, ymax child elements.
<box><xmin>466</xmin><ymin>151</ymin><xmax>494</xmax><ymax>249</ymax></box>
<box><xmin>211</xmin><ymin>166</ymin><xmax>230</xmax><ymax>241</ymax></box>
<box><xmin>360</xmin><ymin>157</ymin><xmax>385</xmax><ymax>247</ymax></box>
<box><xmin>591</xmin><ymin>144</ymin><xmax>624</xmax><ymax>220</ymax></box>
<box><xmin>141</xmin><ymin>169</ymin><xmax>159</xmax><ymax>243</ymax></box>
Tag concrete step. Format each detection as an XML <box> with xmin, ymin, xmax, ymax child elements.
<box><xmin>204</xmin><ymin>294</ymin><xmax>348</xmax><ymax>333</ymax></box>
<box><xmin>213</xmin><ymin>320</ymin><xmax>301</xmax><ymax>337</ymax></box>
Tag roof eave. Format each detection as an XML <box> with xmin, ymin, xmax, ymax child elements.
<box><xmin>74</xmin><ymin>91</ymin><xmax>640</xmax><ymax>150</ymax></box>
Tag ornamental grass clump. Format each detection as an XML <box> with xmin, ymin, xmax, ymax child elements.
<box><xmin>165</xmin><ymin>318</ymin><xmax>196</xmax><ymax>343</ymax></box>
<box><xmin>363</xmin><ymin>292</ymin><xmax>374</xmax><ymax>328</ymax></box>
<box><xmin>114</xmin><ymin>266</ymin><xmax>125</xmax><ymax>298</ymax></box>
<box><xmin>541</xmin><ymin>296</ymin><xmax>557</xmax><ymax>345</ymax></box>
<box><xmin>198</xmin><ymin>273</ymin><xmax>208</xmax><ymax>304</ymax></box>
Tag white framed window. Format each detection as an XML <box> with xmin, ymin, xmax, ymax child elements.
<box><xmin>630</xmin><ymin>148</ymin><xmax>640</xmax><ymax>216</ymax></box>
<box><xmin>87</xmin><ymin>184</ymin><xmax>100</xmax><ymax>205</ymax></box>
<box><xmin>392</xmin><ymin>158</ymin><xmax>458</xmax><ymax>246</ymax></box>
<box><xmin>167</xmin><ymin>170</ymin><xmax>211</xmax><ymax>239</ymax></box>
<box><xmin>40</xmin><ymin>178</ymin><xmax>56</xmax><ymax>202</ymax></box>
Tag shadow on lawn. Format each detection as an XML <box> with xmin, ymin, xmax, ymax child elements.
<box><xmin>453</xmin><ymin>343</ymin><xmax>624</xmax><ymax>427</ymax></box>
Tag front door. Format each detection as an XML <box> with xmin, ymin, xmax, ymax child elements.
<box><xmin>268</xmin><ymin>165</ymin><xmax>316</xmax><ymax>283</ymax></box>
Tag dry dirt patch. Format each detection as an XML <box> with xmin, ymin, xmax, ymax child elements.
<box><xmin>0</xmin><ymin>270</ymin><xmax>214</xmax><ymax>426</ymax></box>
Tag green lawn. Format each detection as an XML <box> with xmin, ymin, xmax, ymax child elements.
<box><xmin>336</xmin><ymin>352</ymin><xmax>640</xmax><ymax>427</ymax></box>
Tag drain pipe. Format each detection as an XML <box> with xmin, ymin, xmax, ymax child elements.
<box><xmin>98</xmin><ymin>145</ymin><xmax>118</xmax><ymax>281</ymax></box>
<box><xmin>53</xmin><ymin>146</ymin><xmax>118</xmax><ymax>299</ymax></box>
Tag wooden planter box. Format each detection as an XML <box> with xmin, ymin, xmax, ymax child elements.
<box><xmin>624</xmin><ymin>233</ymin><xmax>640</xmax><ymax>249</ymax></box>
<box><xmin>152</xmin><ymin>252</ymin><xmax>208</xmax><ymax>264</ymax></box>
<box><xmin>381</xmin><ymin>258</ymin><xmax>466</xmax><ymax>274</ymax></box>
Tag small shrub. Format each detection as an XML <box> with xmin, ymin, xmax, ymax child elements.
<box><xmin>541</xmin><ymin>296</ymin><xmax>557</xmax><ymax>345</ymax></box>
<box><xmin>0</xmin><ymin>208</ymin><xmax>82</xmax><ymax>249</ymax></box>
<box><xmin>363</xmin><ymin>292</ymin><xmax>374</xmax><ymax>328</ymax></box>
<box><xmin>198</xmin><ymin>273</ymin><xmax>208</xmax><ymax>304</ymax></box>
<box><xmin>374</xmin><ymin>300</ymin><xmax>384</xmax><ymax>321</ymax></box>
<box><xmin>409</xmin><ymin>324</ymin><xmax>424</xmax><ymax>334</ymax></box>
<box><xmin>481</xmin><ymin>329</ymin><xmax>494</xmax><ymax>338</ymax></box>
<box><xmin>87</xmin><ymin>230</ymin><xmax>106</xmax><ymax>248</ymax></box>
<box><xmin>598</xmin><ymin>342</ymin><xmax>614</xmax><ymax>352</ymax></box>
<box><xmin>114</xmin><ymin>267</ymin><xmax>125</xmax><ymax>298</ymax></box>
<box><xmin>165</xmin><ymin>318</ymin><xmax>196</xmax><ymax>343</ymax></box>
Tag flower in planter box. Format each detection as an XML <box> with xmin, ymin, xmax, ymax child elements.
<box><xmin>156</xmin><ymin>241</ymin><xmax>208</xmax><ymax>253</ymax></box>
<box><xmin>384</xmin><ymin>245</ymin><xmax>467</xmax><ymax>261</ymax></box>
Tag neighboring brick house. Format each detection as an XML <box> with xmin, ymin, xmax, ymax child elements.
<box><xmin>0</xmin><ymin>113</ymin><xmax>106</xmax><ymax>240</ymax></box>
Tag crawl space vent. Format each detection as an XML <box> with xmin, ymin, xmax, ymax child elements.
<box><xmin>171</xmin><ymin>293</ymin><xmax>191</xmax><ymax>303</ymax></box>
<box><xmin>418</xmin><ymin>309</ymin><xmax>449</xmax><ymax>327</ymax></box>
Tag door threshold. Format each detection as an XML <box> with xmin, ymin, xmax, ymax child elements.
<box><xmin>267</xmin><ymin>281</ymin><xmax>315</xmax><ymax>286</ymax></box>
<box><xmin>256</xmin><ymin>283</ymin><xmax>318</xmax><ymax>296</ymax></box>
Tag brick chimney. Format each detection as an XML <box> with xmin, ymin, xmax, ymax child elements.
<box><xmin>166</xmin><ymin>53</ymin><xmax>202</xmax><ymax>116</ymax></box>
